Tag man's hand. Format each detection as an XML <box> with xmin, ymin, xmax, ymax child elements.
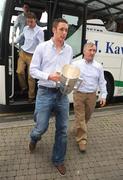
<box><xmin>100</xmin><ymin>98</ymin><xmax>106</xmax><ymax>107</ymax></box>
<box><xmin>12</xmin><ymin>31</ymin><xmax>16</xmax><ymax>37</ymax></box>
<box><xmin>48</xmin><ymin>72</ymin><xmax>61</xmax><ymax>82</ymax></box>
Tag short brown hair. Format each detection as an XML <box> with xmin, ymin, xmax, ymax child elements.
<box><xmin>23</xmin><ymin>3</ymin><xmax>30</xmax><ymax>7</ymax></box>
<box><xmin>52</xmin><ymin>18</ymin><xmax>68</xmax><ymax>28</ymax></box>
<box><xmin>26</xmin><ymin>12</ymin><xmax>36</xmax><ymax>19</ymax></box>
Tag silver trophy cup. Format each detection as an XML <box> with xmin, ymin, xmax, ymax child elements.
<box><xmin>57</xmin><ymin>64</ymin><xmax>82</xmax><ymax>95</ymax></box>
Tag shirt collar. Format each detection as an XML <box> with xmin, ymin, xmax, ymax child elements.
<box><xmin>27</xmin><ymin>24</ymin><xmax>38</xmax><ymax>31</ymax></box>
<box><xmin>50</xmin><ymin>38</ymin><xmax>66</xmax><ymax>49</ymax></box>
<box><xmin>84</xmin><ymin>58</ymin><xmax>94</xmax><ymax>64</ymax></box>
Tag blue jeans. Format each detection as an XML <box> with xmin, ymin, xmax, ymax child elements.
<box><xmin>30</xmin><ymin>86</ymin><xmax>69</xmax><ymax>165</ymax></box>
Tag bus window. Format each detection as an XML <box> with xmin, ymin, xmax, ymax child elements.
<box><xmin>9</xmin><ymin>15</ymin><xmax>19</xmax><ymax>45</ymax></box>
<box><xmin>63</xmin><ymin>14</ymin><xmax>82</xmax><ymax>57</ymax></box>
<box><xmin>39</xmin><ymin>11</ymin><xmax>48</xmax><ymax>30</ymax></box>
<box><xmin>64</xmin><ymin>15</ymin><xmax>78</xmax><ymax>38</ymax></box>
<box><xmin>0</xmin><ymin>0</ymin><xmax>6</xmax><ymax>32</ymax></box>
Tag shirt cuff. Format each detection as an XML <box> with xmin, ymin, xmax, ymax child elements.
<box><xmin>45</xmin><ymin>73</ymin><xmax>50</xmax><ymax>80</ymax></box>
<box><xmin>101</xmin><ymin>93</ymin><xmax>107</xmax><ymax>99</ymax></box>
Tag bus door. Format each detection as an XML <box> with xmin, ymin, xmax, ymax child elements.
<box><xmin>56</xmin><ymin>3</ymin><xmax>87</xmax><ymax>102</ymax></box>
<box><xmin>7</xmin><ymin>0</ymin><xmax>53</xmax><ymax>105</ymax></box>
<box><xmin>9</xmin><ymin>13</ymin><xmax>20</xmax><ymax>101</ymax></box>
<box><xmin>0</xmin><ymin>0</ymin><xmax>7</xmax><ymax>105</ymax></box>
<box><xmin>61</xmin><ymin>3</ymin><xmax>87</xmax><ymax>56</ymax></box>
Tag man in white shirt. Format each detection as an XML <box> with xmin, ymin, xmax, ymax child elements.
<box><xmin>16</xmin><ymin>12</ymin><xmax>44</xmax><ymax>102</ymax></box>
<box><xmin>13</xmin><ymin>3</ymin><xmax>30</xmax><ymax>36</ymax></box>
<box><xmin>72</xmin><ymin>42</ymin><xmax>107</xmax><ymax>152</ymax></box>
<box><xmin>106</xmin><ymin>16</ymin><xmax>117</xmax><ymax>32</ymax></box>
<box><xmin>29</xmin><ymin>18</ymin><xmax>73</xmax><ymax>175</ymax></box>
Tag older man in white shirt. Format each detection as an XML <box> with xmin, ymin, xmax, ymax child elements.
<box><xmin>16</xmin><ymin>12</ymin><xmax>44</xmax><ymax>103</ymax></box>
<box><xmin>72</xmin><ymin>42</ymin><xmax>107</xmax><ymax>152</ymax></box>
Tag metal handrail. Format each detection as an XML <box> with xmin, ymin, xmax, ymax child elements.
<box><xmin>9</xmin><ymin>31</ymin><xmax>15</xmax><ymax>98</ymax></box>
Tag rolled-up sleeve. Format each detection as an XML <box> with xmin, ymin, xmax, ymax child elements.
<box><xmin>37</xmin><ymin>29</ymin><xmax>44</xmax><ymax>43</ymax></box>
<box><xmin>99</xmin><ymin>67</ymin><xmax>107</xmax><ymax>99</ymax></box>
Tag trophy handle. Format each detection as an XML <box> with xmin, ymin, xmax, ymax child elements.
<box><xmin>56</xmin><ymin>71</ymin><xmax>62</xmax><ymax>88</ymax></box>
<box><xmin>74</xmin><ymin>78</ymin><xmax>83</xmax><ymax>90</ymax></box>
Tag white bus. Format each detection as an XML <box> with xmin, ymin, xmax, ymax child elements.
<box><xmin>0</xmin><ymin>0</ymin><xmax>123</xmax><ymax>111</ymax></box>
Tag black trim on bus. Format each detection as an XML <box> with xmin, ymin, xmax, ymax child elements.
<box><xmin>0</xmin><ymin>103</ymin><xmax>35</xmax><ymax>113</ymax></box>
<box><xmin>81</xmin><ymin>4</ymin><xmax>87</xmax><ymax>53</ymax></box>
<box><xmin>0</xmin><ymin>57</ymin><xmax>4</xmax><ymax>65</ymax></box>
<box><xmin>73</xmin><ymin>53</ymin><xmax>82</xmax><ymax>59</ymax></box>
<box><xmin>3</xmin><ymin>0</ymin><xmax>15</xmax><ymax>105</ymax></box>
<box><xmin>87</xmin><ymin>23</ymin><xmax>105</xmax><ymax>26</ymax></box>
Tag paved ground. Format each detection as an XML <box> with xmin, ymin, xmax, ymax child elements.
<box><xmin>0</xmin><ymin>106</ymin><xmax>123</xmax><ymax>180</ymax></box>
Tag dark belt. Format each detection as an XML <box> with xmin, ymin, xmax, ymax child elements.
<box><xmin>39</xmin><ymin>85</ymin><xmax>60</xmax><ymax>92</ymax></box>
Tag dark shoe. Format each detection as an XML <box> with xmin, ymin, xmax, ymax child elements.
<box><xmin>78</xmin><ymin>140</ymin><xmax>87</xmax><ymax>152</ymax></box>
<box><xmin>28</xmin><ymin>98</ymin><xmax>35</xmax><ymax>103</ymax></box>
<box><xmin>29</xmin><ymin>141</ymin><xmax>36</xmax><ymax>153</ymax></box>
<box><xmin>55</xmin><ymin>164</ymin><xmax>66</xmax><ymax>175</ymax></box>
<box><xmin>20</xmin><ymin>88</ymin><xmax>27</xmax><ymax>95</ymax></box>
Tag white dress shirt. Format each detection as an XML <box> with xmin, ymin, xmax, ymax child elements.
<box><xmin>16</xmin><ymin>24</ymin><xmax>44</xmax><ymax>54</ymax></box>
<box><xmin>30</xmin><ymin>39</ymin><xmax>73</xmax><ymax>88</ymax></box>
<box><xmin>72</xmin><ymin>58</ymin><xmax>107</xmax><ymax>99</ymax></box>
<box><xmin>106</xmin><ymin>21</ymin><xmax>117</xmax><ymax>32</ymax></box>
<box><xmin>13</xmin><ymin>13</ymin><xmax>26</xmax><ymax>35</ymax></box>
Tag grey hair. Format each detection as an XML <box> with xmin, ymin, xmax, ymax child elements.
<box><xmin>83</xmin><ymin>42</ymin><xmax>96</xmax><ymax>52</ymax></box>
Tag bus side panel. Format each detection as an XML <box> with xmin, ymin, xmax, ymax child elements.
<box><xmin>86</xmin><ymin>31</ymin><xmax>123</xmax><ymax>96</ymax></box>
<box><xmin>0</xmin><ymin>66</ymin><xmax>6</xmax><ymax>104</ymax></box>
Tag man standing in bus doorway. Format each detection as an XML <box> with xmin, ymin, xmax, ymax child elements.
<box><xmin>29</xmin><ymin>18</ymin><xmax>73</xmax><ymax>175</ymax></box>
<box><xmin>13</xmin><ymin>3</ymin><xmax>30</xmax><ymax>37</ymax></box>
<box><xmin>105</xmin><ymin>16</ymin><xmax>117</xmax><ymax>32</ymax></box>
<box><xmin>15</xmin><ymin>12</ymin><xmax>44</xmax><ymax>103</ymax></box>
<box><xmin>72</xmin><ymin>42</ymin><xmax>107</xmax><ymax>153</ymax></box>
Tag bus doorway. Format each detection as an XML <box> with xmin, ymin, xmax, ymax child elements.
<box><xmin>0</xmin><ymin>0</ymin><xmax>51</xmax><ymax>108</ymax></box>
<box><xmin>8</xmin><ymin>4</ymin><xmax>48</xmax><ymax>105</ymax></box>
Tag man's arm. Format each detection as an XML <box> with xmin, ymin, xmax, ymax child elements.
<box><xmin>15</xmin><ymin>32</ymin><xmax>24</xmax><ymax>44</ymax></box>
<box><xmin>30</xmin><ymin>44</ymin><xmax>61</xmax><ymax>82</ymax></box>
<box><xmin>30</xmin><ymin>44</ymin><xmax>49</xmax><ymax>80</ymax></box>
<box><xmin>98</xmin><ymin>66</ymin><xmax>107</xmax><ymax>106</ymax></box>
<box><xmin>37</xmin><ymin>29</ymin><xmax>44</xmax><ymax>43</ymax></box>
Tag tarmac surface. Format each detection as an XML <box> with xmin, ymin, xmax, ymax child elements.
<box><xmin>0</xmin><ymin>105</ymin><xmax>123</xmax><ymax>180</ymax></box>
